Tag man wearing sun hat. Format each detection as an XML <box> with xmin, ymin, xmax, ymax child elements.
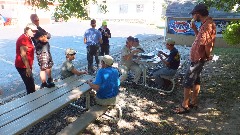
<box><xmin>86</xmin><ymin>55</ymin><xmax>120</xmax><ymax>106</ymax></box>
<box><xmin>98</xmin><ymin>20</ymin><xmax>111</xmax><ymax>56</ymax></box>
<box><xmin>153</xmin><ymin>38</ymin><xmax>180</xmax><ymax>89</ymax></box>
<box><xmin>174</xmin><ymin>3</ymin><xmax>216</xmax><ymax>114</ymax></box>
<box><xmin>60</xmin><ymin>48</ymin><xmax>87</xmax><ymax>79</ymax></box>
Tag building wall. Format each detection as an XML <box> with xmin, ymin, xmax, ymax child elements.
<box><xmin>0</xmin><ymin>0</ymin><xmax>53</xmax><ymax>26</ymax></box>
<box><xmin>167</xmin><ymin>34</ymin><xmax>229</xmax><ymax>47</ymax></box>
<box><xmin>166</xmin><ymin>17</ymin><xmax>239</xmax><ymax>47</ymax></box>
<box><xmin>89</xmin><ymin>0</ymin><xmax>163</xmax><ymax>24</ymax></box>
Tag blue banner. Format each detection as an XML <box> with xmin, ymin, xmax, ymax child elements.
<box><xmin>167</xmin><ymin>19</ymin><xmax>231</xmax><ymax>37</ymax></box>
<box><xmin>167</xmin><ymin>19</ymin><xmax>201</xmax><ymax>36</ymax></box>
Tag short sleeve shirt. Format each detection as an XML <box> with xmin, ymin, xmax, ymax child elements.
<box><xmin>98</xmin><ymin>27</ymin><xmax>111</xmax><ymax>44</ymax></box>
<box><xmin>60</xmin><ymin>59</ymin><xmax>74</xmax><ymax>79</ymax></box>
<box><xmin>190</xmin><ymin>17</ymin><xmax>216</xmax><ymax>62</ymax></box>
<box><xmin>167</xmin><ymin>47</ymin><xmax>180</xmax><ymax>70</ymax></box>
<box><xmin>120</xmin><ymin>46</ymin><xmax>133</xmax><ymax>67</ymax></box>
<box><xmin>93</xmin><ymin>67</ymin><xmax>120</xmax><ymax>99</ymax></box>
<box><xmin>15</xmin><ymin>34</ymin><xmax>35</xmax><ymax>69</ymax></box>
<box><xmin>84</xmin><ymin>28</ymin><xmax>102</xmax><ymax>46</ymax></box>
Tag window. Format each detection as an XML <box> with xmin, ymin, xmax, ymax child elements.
<box><xmin>136</xmin><ymin>4</ymin><xmax>144</xmax><ymax>13</ymax></box>
<box><xmin>97</xmin><ymin>5</ymin><xmax>104</xmax><ymax>14</ymax></box>
<box><xmin>119</xmin><ymin>4</ymin><xmax>128</xmax><ymax>14</ymax></box>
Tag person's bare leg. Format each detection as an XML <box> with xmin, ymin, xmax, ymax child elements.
<box><xmin>182</xmin><ymin>87</ymin><xmax>192</xmax><ymax>108</ymax></box>
<box><xmin>40</xmin><ymin>70</ymin><xmax>46</xmax><ymax>83</ymax></box>
<box><xmin>45</xmin><ymin>68</ymin><xmax>52</xmax><ymax>79</ymax></box>
<box><xmin>191</xmin><ymin>84</ymin><xmax>200</xmax><ymax>105</ymax></box>
<box><xmin>173</xmin><ymin>87</ymin><xmax>191</xmax><ymax>113</ymax></box>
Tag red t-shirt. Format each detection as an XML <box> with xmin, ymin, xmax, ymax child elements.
<box><xmin>15</xmin><ymin>34</ymin><xmax>35</xmax><ymax>69</ymax></box>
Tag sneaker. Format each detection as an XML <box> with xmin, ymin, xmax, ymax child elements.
<box><xmin>47</xmin><ymin>82</ymin><xmax>55</xmax><ymax>88</ymax></box>
<box><xmin>47</xmin><ymin>77</ymin><xmax>53</xmax><ymax>83</ymax></box>
<box><xmin>40</xmin><ymin>82</ymin><xmax>48</xmax><ymax>89</ymax></box>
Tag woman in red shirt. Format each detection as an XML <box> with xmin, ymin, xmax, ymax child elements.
<box><xmin>15</xmin><ymin>23</ymin><xmax>38</xmax><ymax>94</ymax></box>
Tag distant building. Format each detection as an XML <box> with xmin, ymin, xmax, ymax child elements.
<box><xmin>165</xmin><ymin>0</ymin><xmax>240</xmax><ymax>47</ymax></box>
<box><xmin>89</xmin><ymin>0</ymin><xmax>164</xmax><ymax>24</ymax></box>
<box><xmin>0</xmin><ymin>0</ymin><xmax>55</xmax><ymax>26</ymax></box>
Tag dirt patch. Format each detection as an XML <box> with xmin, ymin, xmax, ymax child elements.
<box><xmin>82</xmin><ymin>49</ymin><xmax>240</xmax><ymax>134</ymax></box>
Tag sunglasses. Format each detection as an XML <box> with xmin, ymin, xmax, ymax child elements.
<box><xmin>30</xmin><ymin>29</ymin><xmax>37</xmax><ymax>33</ymax></box>
<box><xmin>68</xmin><ymin>54</ymin><xmax>76</xmax><ymax>56</ymax></box>
<box><xmin>34</xmin><ymin>19</ymin><xmax>39</xmax><ymax>22</ymax></box>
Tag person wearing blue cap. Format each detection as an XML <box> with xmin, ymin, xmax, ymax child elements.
<box><xmin>98</xmin><ymin>20</ymin><xmax>111</xmax><ymax>56</ymax></box>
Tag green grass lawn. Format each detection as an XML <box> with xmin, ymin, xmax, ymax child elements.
<box><xmin>206</xmin><ymin>48</ymin><xmax>240</xmax><ymax>111</ymax></box>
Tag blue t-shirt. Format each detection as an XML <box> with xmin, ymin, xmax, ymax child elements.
<box><xmin>93</xmin><ymin>67</ymin><xmax>120</xmax><ymax>99</ymax></box>
<box><xmin>167</xmin><ymin>47</ymin><xmax>180</xmax><ymax>70</ymax></box>
<box><xmin>84</xmin><ymin>28</ymin><xmax>102</xmax><ymax>46</ymax></box>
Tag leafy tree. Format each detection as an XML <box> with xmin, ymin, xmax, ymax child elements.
<box><xmin>198</xmin><ymin>0</ymin><xmax>240</xmax><ymax>12</ymax></box>
<box><xmin>197</xmin><ymin>0</ymin><xmax>240</xmax><ymax>46</ymax></box>
<box><xmin>25</xmin><ymin>0</ymin><xmax>107</xmax><ymax>20</ymax></box>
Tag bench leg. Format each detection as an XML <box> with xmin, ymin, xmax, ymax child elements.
<box><xmin>102</xmin><ymin>104</ymin><xmax>122</xmax><ymax>122</ymax></box>
<box><xmin>116</xmin><ymin>104</ymin><xmax>122</xmax><ymax>120</ymax></box>
<box><xmin>70</xmin><ymin>103</ymin><xmax>87</xmax><ymax>111</ymax></box>
<box><xmin>85</xmin><ymin>91</ymin><xmax>90</xmax><ymax>110</ymax></box>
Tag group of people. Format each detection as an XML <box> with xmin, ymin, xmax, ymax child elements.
<box><xmin>13</xmin><ymin>15</ymin><xmax>116</xmax><ymax>106</ymax></box>
<box><xmin>15</xmin><ymin>14</ymin><xmax>55</xmax><ymax>94</ymax></box>
<box><xmin>116</xmin><ymin>3</ymin><xmax>216</xmax><ymax>114</ymax></box>
<box><xmin>5</xmin><ymin>3</ymin><xmax>217</xmax><ymax>113</ymax></box>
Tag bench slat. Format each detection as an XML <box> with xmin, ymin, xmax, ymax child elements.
<box><xmin>0</xmin><ymin>83</ymin><xmax>92</xmax><ymax>135</ymax></box>
<box><xmin>0</xmin><ymin>75</ymin><xmax>94</xmax><ymax>128</ymax></box>
<box><xmin>0</xmin><ymin>75</ymin><xmax>81</xmax><ymax>115</ymax></box>
<box><xmin>57</xmin><ymin>105</ymin><xmax>108</xmax><ymax>135</ymax></box>
<box><xmin>0</xmin><ymin>77</ymin><xmax>90</xmax><ymax>128</ymax></box>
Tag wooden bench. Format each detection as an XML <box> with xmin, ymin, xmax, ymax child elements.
<box><xmin>0</xmin><ymin>74</ymin><xmax>95</xmax><ymax>135</ymax></box>
<box><xmin>58</xmin><ymin>104</ymin><xmax>122</xmax><ymax>135</ymax></box>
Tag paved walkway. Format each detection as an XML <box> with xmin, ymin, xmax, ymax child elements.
<box><xmin>0</xmin><ymin>21</ymin><xmax>164</xmax><ymax>98</ymax></box>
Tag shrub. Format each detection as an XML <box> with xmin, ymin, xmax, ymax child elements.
<box><xmin>222</xmin><ymin>21</ymin><xmax>240</xmax><ymax>46</ymax></box>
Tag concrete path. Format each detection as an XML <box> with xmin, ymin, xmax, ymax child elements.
<box><xmin>0</xmin><ymin>21</ymin><xmax>164</xmax><ymax>98</ymax></box>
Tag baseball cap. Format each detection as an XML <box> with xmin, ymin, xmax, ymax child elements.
<box><xmin>26</xmin><ymin>23</ymin><xmax>38</xmax><ymax>31</ymax></box>
<box><xmin>189</xmin><ymin>3</ymin><xmax>208</xmax><ymax>14</ymax></box>
<box><xmin>166</xmin><ymin>38</ymin><xmax>175</xmax><ymax>45</ymax></box>
<box><xmin>101</xmin><ymin>55</ymin><xmax>114</xmax><ymax>66</ymax></box>
<box><xmin>127</xmin><ymin>36</ymin><xmax>135</xmax><ymax>42</ymax></box>
<box><xmin>35</xmin><ymin>31</ymin><xmax>46</xmax><ymax>39</ymax></box>
<box><xmin>102</xmin><ymin>20</ymin><xmax>107</xmax><ymax>26</ymax></box>
<box><xmin>65</xmin><ymin>48</ymin><xmax>76</xmax><ymax>55</ymax></box>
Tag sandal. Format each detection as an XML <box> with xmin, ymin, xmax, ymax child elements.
<box><xmin>173</xmin><ymin>104</ymin><xmax>190</xmax><ymax>114</ymax></box>
<box><xmin>189</xmin><ymin>103</ymin><xmax>198</xmax><ymax>109</ymax></box>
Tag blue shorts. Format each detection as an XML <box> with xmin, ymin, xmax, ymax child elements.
<box><xmin>183</xmin><ymin>61</ymin><xmax>205</xmax><ymax>88</ymax></box>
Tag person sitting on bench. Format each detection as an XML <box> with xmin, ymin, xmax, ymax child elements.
<box><xmin>153</xmin><ymin>38</ymin><xmax>180</xmax><ymax>89</ymax></box>
<box><xmin>60</xmin><ymin>48</ymin><xmax>87</xmax><ymax>79</ymax></box>
<box><xmin>86</xmin><ymin>55</ymin><xmax>120</xmax><ymax>106</ymax></box>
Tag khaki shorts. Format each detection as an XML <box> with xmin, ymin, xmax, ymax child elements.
<box><xmin>96</xmin><ymin>96</ymin><xmax>118</xmax><ymax>106</ymax></box>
